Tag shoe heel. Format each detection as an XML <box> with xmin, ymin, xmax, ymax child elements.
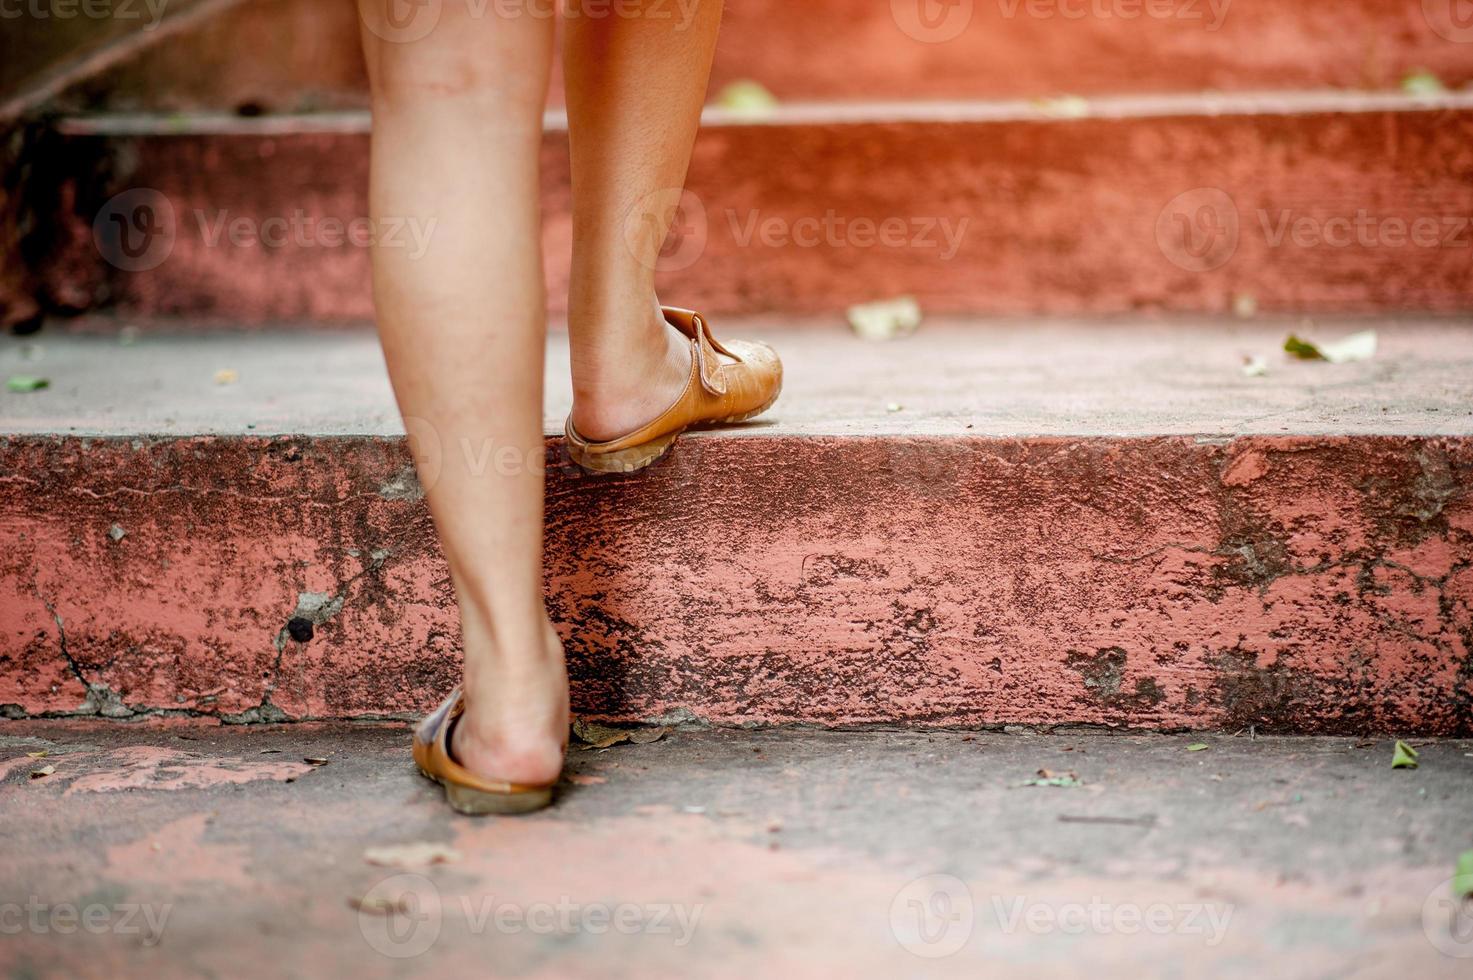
<box><xmin>566</xmin><ymin>430</ymin><xmax>678</xmax><ymax>474</ymax></box>
<box><xmin>444</xmin><ymin>782</ymin><xmax>555</xmax><ymax>816</ymax></box>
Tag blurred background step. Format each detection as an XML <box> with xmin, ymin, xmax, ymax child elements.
<box><xmin>31</xmin><ymin>93</ymin><xmax>1473</xmax><ymax>324</ymax></box>
<box><xmin>3</xmin><ymin>317</ymin><xmax>1471</xmax><ymax>731</ymax></box>
<box><xmin>40</xmin><ymin>0</ymin><xmax>1473</xmax><ymax>114</ymax></box>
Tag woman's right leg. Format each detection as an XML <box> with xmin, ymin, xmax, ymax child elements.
<box><xmin>357</xmin><ymin>1</ymin><xmax>566</xmax><ymax>785</ymax></box>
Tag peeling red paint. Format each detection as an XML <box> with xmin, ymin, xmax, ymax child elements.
<box><xmin>61</xmin><ymin>746</ymin><xmax>312</xmax><ymax>793</ymax></box>
<box><xmin>2</xmin><ymin>433</ymin><xmax>1469</xmax><ymax>733</ymax></box>
<box><xmin>41</xmin><ymin>103</ymin><xmax>1473</xmax><ymax>322</ymax></box>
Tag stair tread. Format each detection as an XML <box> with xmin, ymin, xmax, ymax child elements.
<box><xmin>5</xmin><ymin>317</ymin><xmax>1471</xmax><ymax>440</ymax></box>
<box><xmin>53</xmin><ymin>89</ymin><xmax>1473</xmax><ymax>135</ymax></box>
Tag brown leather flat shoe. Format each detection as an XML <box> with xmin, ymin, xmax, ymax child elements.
<box><xmin>564</xmin><ymin>307</ymin><xmax>782</xmax><ymax>474</ymax></box>
<box><xmin>412</xmin><ymin>687</ymin><xmax>559</xmax><ymax>815</ymax></box>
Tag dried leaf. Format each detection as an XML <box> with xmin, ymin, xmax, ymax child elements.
<box><xmin>26</xmin><ymin>750</ymin><xmax>47</xmax><ymax>759</ymax></box>
<box><xmin>715</xmin><ymin>80</ymin><xmax>778</xmax><ymax>117</ymax></box>
<box><xmin>1453</xmin><ymin>850</ymin><xmax>1473</xmax><ymax>901</ymax></box>
<box><xmin>571</xmin><ymin>719</ymin><xmax>632</xmax><ymax>749</ymax></box>
<box><xmin>846</xmin><ymin>296</ymin><xmax>921</xmax><ymax>342</ymax></box>
<box><xmin>1284</xmin><ymin>330</ymin><xmax>1377</xmax><ymax>364</ymax></box>
<box><xmin>1032</xmin><ymin>95</ymin><xmax>1089</xmax><ymax>119</ymax></box>
<box><xmin>1021</xmin><ymin>768</ymin><xmax>1081</xmax><ymax>788</ymax></box>
<box><xmin>6</xmin><ymin>375</ymin><xmax>49</xmax><ymax>393</ymax></box>
<box><xmin>30</xmin><ymin>764</ymin><xmax>56</xmax><ymax>779</ymax></box>
<box><xmin>1391</xmin><ymin>740</ymin><xmax>1419</xmax><ymax>769</ymax></box>
<box><xmin>363</xmin><ymin>842</ymin><xmax>461</xmax><ymax>869</ymax></box>
<box><xmin>627</xmin><ymin>726</ymin><xmax>670</xmax><ymax>745</ymax></box>
<box><xmin>350</xmin><ymin>895</ymin><xmax>408</xmax><ymax>915</ymax></box>
<box><xmin>1402</xmin><ymin>70</ymin><xmax>1446</xmax><ymax>96</ymax></box>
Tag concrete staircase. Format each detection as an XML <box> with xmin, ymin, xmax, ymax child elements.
<box><xmin>3</xmin><ymin>1</ymin><xmax>1472</xmax><ymax>733</ymax></box>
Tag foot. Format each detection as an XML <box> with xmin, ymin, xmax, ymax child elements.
<box><xmin>452</xmin><ymin>623</ymin><xmax>568</xmax><ymax>786</ymax></box>
<box><xmin>568</xmin><ymin>303</ymin><xmax>693</xmax><ymax>443</ymax></box>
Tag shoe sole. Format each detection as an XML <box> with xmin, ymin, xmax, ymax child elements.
<box><xmin>417</xmin><ymin>765</ymin><xmax>555</xmax><ymax>816</ymax></box>
<box><xmin>565</xmin><ymin>390</ymin><xmax>782</xmax><ymax>475</ymax></box>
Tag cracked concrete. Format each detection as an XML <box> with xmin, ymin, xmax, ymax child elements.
<box><xmin>1</xmin><ymin>722</ymin><xmax>1471</xmax><ymax>977</ymax></box>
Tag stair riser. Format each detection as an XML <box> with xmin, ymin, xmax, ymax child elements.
<box><xmin>45</xmin><ymin>106</ymin><xmax>1473</xmax><ymax>321</ymax></box>
<box><xmin>62</xmin><ymin>0</ymin><xmax>1473</xmax><ymax>112</ymax></box>
<box><xmin>4</xmin><ymin>434</ymin><xmax>1470</xmax><ymax>733</ymax></box>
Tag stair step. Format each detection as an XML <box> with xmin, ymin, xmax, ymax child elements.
<box><xmin>50</xmin><ymin>0</ymin><xmax>1473</xmax><ymax>114</ymax></box>
<box><xmin>3</xmin><ymin>318</ymin><xmax>1471</xmax><ymax>732</ymax></box>
<box><xmin>37</xmin><ymin>93</ymin><xmax>1473</xmax><ymax>323</ymax></box>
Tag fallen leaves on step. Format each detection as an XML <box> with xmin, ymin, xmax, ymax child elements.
<box><xmin>715</xmin><ymin>80</ymin><xmax>778</xmax><ymax>118</ymax></box>
<box><xmin>26</xmin><ymin>750</ymin><xmax>47</xmax><ymax>759</ymax></box>
<box><xmin>30</xmin><ymin>764</ymin><xmax>56</xmax><ymax>779</ymax></box>
<box><xmin>1241</xmin><ymin>355</ymin><xmax>1268</xmax><ymax>378</ymax></box>
<box><xmin>1031</xmin><ymin>95</ymin><xmax>1089</xmax><ymax>119</ymax></box>
<box><xmin>1453</xmin><ymin>851</ymin><xmax>1473</xmax><ymax>901</ymax></box>
<box><xmin>571</xmin><ymin>719</ymin><xmax>670</xmax><ymax>750</ymax></box>
<box><xmin>846</xmin><ymin>296</ymin><xmax>922</xmax><ymax>342</ymax></box>
<box><xmin>1391</xmin><ymin>740</ymin><xmax>1420</xmax><ymax>769</ymax></box>
<box><xmin>1402</xmin><ymin>70</ymin><xmax>1447</xmax><ymax>96</ymax></box>
<box><xmin>628</xmin><ymin>727</ymin><xmax>670</xmax><ymax>745</ymax></box>
<box><xmin>1020</xmin><ymin>768</ymin><xmax>1081</xmax><ymax>788</ymax></box>
<box><xmin>1186</xmin><ymin>743</ymin><xmax>1210</xmax><ymax>752</ymax></box>
<box><xmin>350</xmin><ymin>894</ymin><xmax>409</xmax><ymax>916</ymax></box>
<box><xmin>363</xmin><ymin>842</ymin><xmax>462</xmax><ymax>869</ymax></box>
<box><xmin>1283</xmin><ymin>330</ymin><xmax>1377</xmax><ymax>364</ymax></box>
<box><xmin>6</xmin><ymin>375</ymin><xmax>49</xmax><ymax>393</ymax></box>
<box><xmin>569</xmin><ymin>774</ymin><xmax>606</xmax><ymax>786</ymax></box>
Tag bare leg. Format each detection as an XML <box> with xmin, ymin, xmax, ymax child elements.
<box><xmin>358</xmin><ymin>1</ymin><xmax>565</xmax><ymax>785</ymax></box>
<box><xmin>562</xmin><ymin>0</ymin><xmax>726</xmax><ymax>441</ymax></box>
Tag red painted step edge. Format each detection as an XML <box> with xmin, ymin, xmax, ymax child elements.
<box><xmin>57</xmin><ymin>0</ymin><xmax>1473</xmax><ymax>114</ymax></box>
<box><xmin>38</xmin><ymin>99</ymin><xmax>1473</xmax><ymax>321</ymax></box>
<box><xmin>3</xmin><ymin>433</ymin><xmax>1470</xmax><ymax>733</ymax></box>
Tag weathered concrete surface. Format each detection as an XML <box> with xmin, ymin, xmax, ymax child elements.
<box><xmin>47</xmin><ymin>0</ymin><xmax>1473</xmax><ymax>115</ymax></box>
<box><xmin>2</xmin><ymin>323</ymin><xmax>1471</xmax><ymax>730</ymax></box>
<box><xmin>35</xmin><ymin>94</ymin><xmax>1473</xmax><ymax>322</ymax></box>
<box><xmin>1</xmin><ymin>723</ymin><xmax>1471</xmax><ymax>977</ymax></box>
